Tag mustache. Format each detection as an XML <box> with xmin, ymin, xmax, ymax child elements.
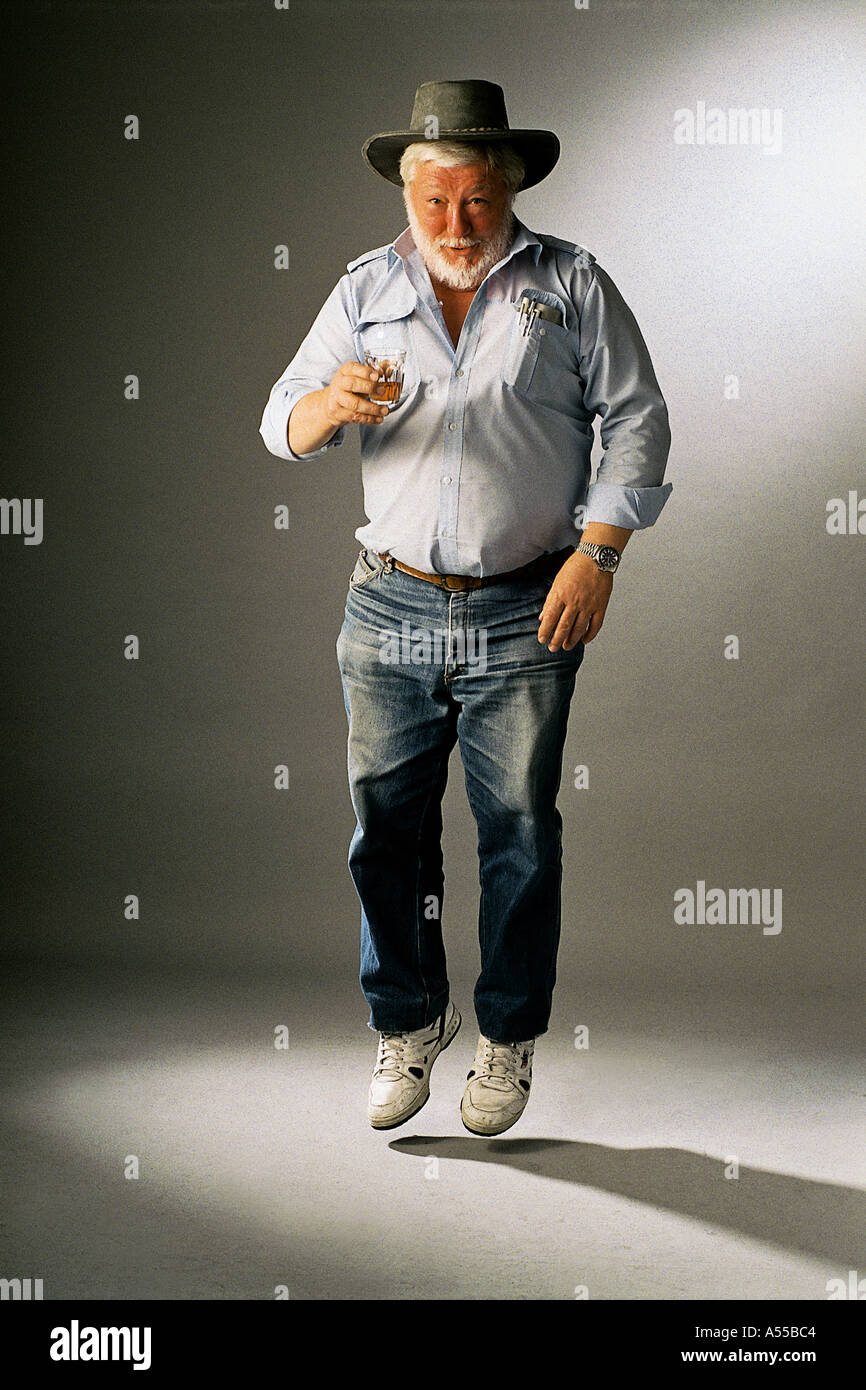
<box><xmin>434</xmin><ymin>236</ymin><xmax>484</xmax><ymax>248</ymax></box>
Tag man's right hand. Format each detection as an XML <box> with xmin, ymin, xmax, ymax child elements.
<box><xmin>287</xmin><ymin>362</ymin><xmax>388</xmax><ymax>456</ymax></box>
<box><xmin>323</xmin><ymin>362</ymin><xmax>390</xmax><ymax>428</ymax></box>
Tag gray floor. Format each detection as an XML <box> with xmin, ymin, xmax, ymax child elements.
<box><xmin>1</xmin><ymin>960</ymin><xmax>863</xmax><ymax>1300</ymax></box>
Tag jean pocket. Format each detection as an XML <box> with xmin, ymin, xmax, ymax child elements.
<box><xmin>349</xmin><ymin>547</ymin><xmax>385</xmax><ymax>589</ymax></box>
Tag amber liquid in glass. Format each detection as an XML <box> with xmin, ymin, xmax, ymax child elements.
<box><xmin>371</xmin><ymin>380</ymin><xmax>402</xmax><ymax>404</ymax></box>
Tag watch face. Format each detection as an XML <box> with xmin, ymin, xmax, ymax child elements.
<box><xmin>598</xmin><ymin>546</ymin><xmax>619</xmax><ymax>570</ymax></box>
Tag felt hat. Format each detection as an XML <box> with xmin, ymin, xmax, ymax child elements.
<box><xmin>361</xmin><ymin>79</ymin><xmax>560</xmax><ymax>191</ymax></box>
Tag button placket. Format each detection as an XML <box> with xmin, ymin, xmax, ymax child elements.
<box><xmin>437</xmin><ymin>304</ymin><xmax>484</xmax><ymax>572</ymax></box>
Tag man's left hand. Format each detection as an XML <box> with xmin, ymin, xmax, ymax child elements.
<box><xmin>537</xmin><ymin>552</ymin><xmax>613</xmax><ymax>651</ymax></box>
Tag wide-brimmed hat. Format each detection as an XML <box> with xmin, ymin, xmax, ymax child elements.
<box><xmin>361</xmin><ymin>80</ymin><xmax>560</xmax><ymax>191</ymax></box>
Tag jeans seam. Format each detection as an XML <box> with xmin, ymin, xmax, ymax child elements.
<box><xmin>413</xmin><ymin>750</ymin><xmax>450</xmax><ymax>1026</ymax></box>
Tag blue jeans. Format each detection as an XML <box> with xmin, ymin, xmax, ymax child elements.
<box><xmin>335</xmin><ymin>547</ymin><xmax>585</xmax><ymax>1044</ymax></box>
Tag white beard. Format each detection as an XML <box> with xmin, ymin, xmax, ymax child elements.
<box><xmin>404</xmin><ymin>199</ymin><xmax>516</xmax><ymax>291</ymax></box>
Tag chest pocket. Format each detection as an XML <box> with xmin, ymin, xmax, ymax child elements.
<box><xmin>502</xmin><ymin>288</ymin><xmax>574</xmax><ymax>399</ymax></box>
<box><xmin>353</xmin><ymin>310</ymin><xmax>421</xmax><ymax>413</ymax></box>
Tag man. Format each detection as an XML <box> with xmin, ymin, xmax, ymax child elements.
<box><xmin>259</xmin><ymin>80</ymin><xmax>672</xmax><ymax>1137</ymax></box>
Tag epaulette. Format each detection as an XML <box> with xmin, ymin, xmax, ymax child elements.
<box><xmin>536</xmin><ymin>233</ymin><xmax>596</xmax><ymax>269</ymax></box>
<box><xmin>346</xmin><ymin>244</ymin><xmax>392</xmax><ymax>273</ymax></box>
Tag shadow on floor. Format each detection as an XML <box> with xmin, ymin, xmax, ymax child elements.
<box><xmin>390</xmin><ymin>1135</ymin><xmax>866</xmax><ymax>1268</ymax></box>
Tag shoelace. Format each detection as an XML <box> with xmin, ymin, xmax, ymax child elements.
<box><xmin>477</xmin><ymin>1038</ymin><xmax>531</xmax><ymax>1088</ymax></box>
<box><xmin>374</xmin><ymin>1026</ymin><xmax>437</xmax><ymax>1081</ymax></box>
<box><xmin>480</xmin><ymin>1039</ymin><xmax>528</xmax><ymax>1067</ymax></box>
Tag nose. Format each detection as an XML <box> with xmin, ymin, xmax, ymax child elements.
<box><xmin>445</xmin><ymin>202</ymin><xmax>472</xmax><ymax>238</ymax></box>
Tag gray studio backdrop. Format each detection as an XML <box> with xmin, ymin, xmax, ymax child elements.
<box><xmin>3</xmin><ymin>0</ymin><xmax>864</xmax><ymax>1001</ymax></box>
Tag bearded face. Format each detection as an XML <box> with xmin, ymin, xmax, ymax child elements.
<box><xmin>403</xmin><ymin>160</ymin><xmax>515</xmax><ymax>291</ymax></box>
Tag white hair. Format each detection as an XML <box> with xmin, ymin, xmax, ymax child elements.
<box><xmin>398</xmin><ymin>140</ymin><xmax>525</xmax><ymax>196</ymax></box>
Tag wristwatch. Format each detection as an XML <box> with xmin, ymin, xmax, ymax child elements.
<box><xmin>576</xmin><ymin>541</ymin><xmax>621</xmax><ymax>573</ymax></box>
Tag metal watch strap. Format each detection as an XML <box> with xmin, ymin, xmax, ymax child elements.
<box><xmin>576</xmin><ymin>541</ymin><xmax>620</xmax><ymax>572</ymax></box>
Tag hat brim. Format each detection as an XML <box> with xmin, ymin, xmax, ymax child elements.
<box><xmin>361</xmin><ymin>128</ymin><xmax>560</xmax><ymax>191</ymax></box>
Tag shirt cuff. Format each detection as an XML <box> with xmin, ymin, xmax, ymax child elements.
<box><xmin>259</xmin><ymin>389</ymin><xmax>346</xmax><ymax>461</ymax></box>
<box><xmin>584</xmin><ymin>481</ymin><xmax>673</xmax><ymax>530</ymax></box>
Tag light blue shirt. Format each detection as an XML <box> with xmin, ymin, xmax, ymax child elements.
<box><xmin>259</xmin><ymin>217</ymin><xmax>672</xmax><ymax>576</ymax></box>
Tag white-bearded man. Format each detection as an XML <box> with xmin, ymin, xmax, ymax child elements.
<box><xmin>260</xmin><ymin>80</ymin><xmax>672</xmax><ymax>1136</ymax></box>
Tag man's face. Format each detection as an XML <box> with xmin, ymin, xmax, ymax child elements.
<box><xmin>403</xmin><ymin>160</ymin><xmax>514</xmax><ymax>291</ymax></box>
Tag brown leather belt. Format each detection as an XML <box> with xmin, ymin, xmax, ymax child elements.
<box><xmin>376</xmin><ymin>546</ymin><xmax>575</xmax><ymax>591</ymax></box>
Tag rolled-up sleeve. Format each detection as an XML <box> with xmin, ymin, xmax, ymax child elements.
<box><xmin>578</xmin><ymin>264</ymin><xmax>672</xmax><ymax>529</ymax></box>
<box><xmin>259</xmin><ymin>276</ymin><xmax>357</xmax><ymax>461</ymax></box>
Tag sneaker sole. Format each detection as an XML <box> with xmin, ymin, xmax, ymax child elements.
<box><xmin>369</xmin><ymin>1005</ymin><xmax>462</xmax><ymax>1130</ymax></box>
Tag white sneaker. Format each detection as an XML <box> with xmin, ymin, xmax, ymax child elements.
<box><xmin>461</xmin><ymin>1034</ymin><xmax>535</xmax><ymax>1136</ymax></box>
<box><xmin>368</xmin><ymin>1000</ymin><xmax>461</xmax><ymax>1130</ymax></box>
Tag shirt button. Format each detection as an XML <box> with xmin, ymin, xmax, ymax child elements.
<box><xmin>442</xmin><ymin>476</ymin><xmax>452</xmax><ymax>486</ymax></box>
<box><xmin>448</xmin><ymin>422</ymin><xmax>456</xmax><ymax>431</ymax></box>
<box><xmin>455</xmin><ymin>369</ymin><xmax>464</xmax><ymax>378</ymax></box>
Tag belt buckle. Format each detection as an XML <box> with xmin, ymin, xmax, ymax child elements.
<box><xmin>441</xmin><ymin>573</ymin><xmax>466</xmax><ymax>590</ymax></box>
